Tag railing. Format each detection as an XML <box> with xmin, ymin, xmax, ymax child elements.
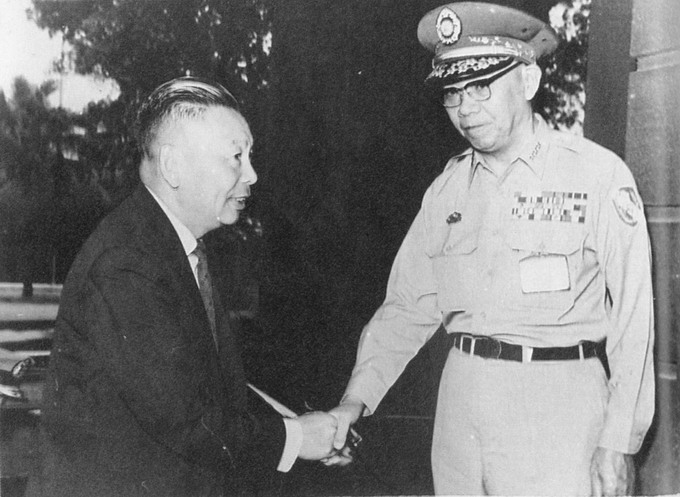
<box><xmin>0</xmin><ymin>283</ymin><xmax>59</xmax><ymax>497</ymax></box>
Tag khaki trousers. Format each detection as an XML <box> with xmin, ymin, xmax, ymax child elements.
<box><xmin>432</xmin><ymin>347</ymin><xmax>608</xmax><ymax>496</ymax></box>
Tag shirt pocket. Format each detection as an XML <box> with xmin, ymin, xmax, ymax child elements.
<box><xmin>503</xmin><ymin>223</ymin><xmax>584</xmax><ymax>313</ymax></box>
<box><xmin>426</xmin><ymin>223</ymin><xmax>479</xmax><ymax>312</ymax></box>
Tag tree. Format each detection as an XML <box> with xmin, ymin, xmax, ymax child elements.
<box><xmin>539</xmin><ymin>0</ymin><xmax>590</xmax><ymax>133</ymax></box>
<box><xmin>0</xmin><ymin>78</ymin><xmax>69</xmax><ymax>294</ymax></box>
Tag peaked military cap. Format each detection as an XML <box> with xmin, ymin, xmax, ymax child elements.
<box><xmin>418</xmin><ymin>2</ymin><xmax>559</xmax><ymax>87</ymax></box>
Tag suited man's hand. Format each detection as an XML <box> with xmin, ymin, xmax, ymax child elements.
<box><xmin>297</xmin><ymin>411</ymin><xmax>338</xmax><ymax>460</ymax></box>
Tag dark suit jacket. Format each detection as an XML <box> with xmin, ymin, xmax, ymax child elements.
<box><xmin>42</xmin><ymin>185</ymin><xmax>286</xmax><ymax>497</ymax></box>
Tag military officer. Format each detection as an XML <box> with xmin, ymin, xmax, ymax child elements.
<box><xmin>326</xmin><ymin>3</ymin><xmax>655</xmax><ymax>496</ymax></box>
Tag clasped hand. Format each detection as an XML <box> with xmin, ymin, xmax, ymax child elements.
<box><xmin>296</xmin><ymin>411</ymin><xmax>339</xmax><ymax>460</ymax></box>
<box><xmin>296</xmin><ymin>397</ymin><xmax>365</xmax><ymax>464</ymax></box>
<box><xmin>322</xmin><ymin>397</ymin><xmax>365</xmax><ymax>466</ymax></box>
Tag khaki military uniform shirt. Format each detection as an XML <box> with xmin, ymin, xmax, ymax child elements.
<box><xmin>344</xmin><ymin>115</ymin><xmax>654</xmax><ymax>454</ymax></box>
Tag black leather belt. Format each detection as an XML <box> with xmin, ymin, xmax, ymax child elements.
<box><xmin>451</xmin><ymin>333</ymin><xmax>600</xmax><ymax>362</ymax></box>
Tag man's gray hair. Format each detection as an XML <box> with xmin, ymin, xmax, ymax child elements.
<box><xmin>135</xmin><ymin>76</ymin><xmax>240</xmax><ymax>160</ymax></box>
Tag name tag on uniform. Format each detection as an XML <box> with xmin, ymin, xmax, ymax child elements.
<box><xmin>519</xmin><ymin>254</ymin><xmax>570</xmax><ymax>293</ymax></box>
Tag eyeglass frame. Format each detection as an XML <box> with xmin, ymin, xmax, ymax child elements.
<box><xmin>440</xmin><ymin>62</ymin><xmax>522</xmax><ymax>108</ymax></box>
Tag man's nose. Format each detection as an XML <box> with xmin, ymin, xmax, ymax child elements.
<box><xmin>241</xmin><ymin>155</ymin><xmax>258</xmax><ymax>185</ymax></box>
<box><xmin>457</xmin><ymin>90</ymin><xmax>479</xmax><ymax>115</ymax></box>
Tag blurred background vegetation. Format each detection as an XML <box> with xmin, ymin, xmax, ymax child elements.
<box><xmin>0</xmin><ymin>0</ymin><xmax>589</xmax><ymax>411</ymax></box>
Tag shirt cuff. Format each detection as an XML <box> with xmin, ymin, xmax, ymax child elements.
<box><xmin>277</xmin><ymin>418</ymin><xmax>303</xmax><ymax>472</ymax></box>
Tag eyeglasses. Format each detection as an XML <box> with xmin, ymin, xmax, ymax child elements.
<box><xmin>440</xmin><ymin>62</ymin><xmax>521</xmax><ymax>108</ymax></box>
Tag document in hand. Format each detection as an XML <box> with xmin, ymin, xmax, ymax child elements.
<box><xmin>246</xmin><ymin>383</ymin><xmax>362</xmax><ymax>449</ymax></box>
<box><xmin>246</xmin><ymin>382</ymin><xmax>298</xmax><ymax>418</ymax></box>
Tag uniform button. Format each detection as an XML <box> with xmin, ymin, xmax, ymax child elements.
<box><xmin>480</xmin><ymin>312</ymin><xmax>487</xmax><ymax>319</ymax></box>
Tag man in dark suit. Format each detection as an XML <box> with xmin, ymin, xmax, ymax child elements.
<box><xmin>42</xmin><ymin>77</ymin><xmax>338</xmax><ymax>497</ymax></box>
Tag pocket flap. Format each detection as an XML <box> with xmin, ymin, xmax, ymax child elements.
<box><xmin>426</xmin><ymin>224</ymin><xmax>478</xmax><ymax>257</ymax></box>
<box><xmin>505</xmin><ymin>223</ymin><xmax>583</xmax><ymax>255</ymax></box>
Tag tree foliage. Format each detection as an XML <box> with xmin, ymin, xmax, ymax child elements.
<box><xmin>0</xmin><ymin>78</ymin><xmax>66</xmax><ymax>286</ymax></box>
<box><xmin>0</xmin><ymin>78</ymin><xmax>66</xmax><ymax>192</ymax></box>
<box><xmin>32</xmin><ymin>0</ymin><xmax>271</xmax><ymax>95</ymax></box>
<box><xmin>539</xmin><ymin>0</ymin><xmax>590</xmax><ymax>132</ymax></box>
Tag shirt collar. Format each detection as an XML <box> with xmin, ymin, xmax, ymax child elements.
<box><xmin>145</xmin><ymin>186</ymin><xmax>197</xmax><ymax>257</ymax></box>
<box><xmin>468</xmin><ymin>151</ymin><xmax>483</xmax><ymax>188</ymax></box>
<box><xmin>515</xmin><ymin>114</ymin><xmax>550</xmax><ymax>178</ymax></box>
<box><xmin>467</xmin><ymin>113</ymin><xmax>550</xmax><ymax>187</ymax></box>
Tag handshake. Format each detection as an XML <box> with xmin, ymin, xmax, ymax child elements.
<box><xmin>295</xmin><ymin>397</ymin><xmax>365</xmax><ymax>466</ymax></box>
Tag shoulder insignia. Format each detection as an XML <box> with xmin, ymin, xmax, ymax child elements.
<box><xmin>612</xmin><ymin>187</ymin><xmax>641</xmax><ymax>226</ymax></box>
<box><xmin>442</xmin><ymin>152</ymin><xmax>471</xmax><ymax>175</ymax></box>
<box><xmin>552</xmin><ymin>129</ymin><xmax>584</xmax><ymax>153</ymax></box>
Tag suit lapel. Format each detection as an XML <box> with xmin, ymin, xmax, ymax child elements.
<box><xmin>132</xmin><ymin>186</ymin><xmax>225</xmax><ymax>375</ymax></box>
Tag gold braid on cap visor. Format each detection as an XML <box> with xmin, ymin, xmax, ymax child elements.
<box><xmin>434</xmin><ymin>36</ymin><xmax>537</xmax><ymax>65</ymax></box>
<box><xmin>429</xmin><ymin>55</ymin><xmax>511</xmax><ymax>80</ymax></box>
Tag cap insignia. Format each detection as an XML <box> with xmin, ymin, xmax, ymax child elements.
<box><xmin>436</xmin><ymin>8</ymin><xmax>461</xmax><ymax>45</ymax></box>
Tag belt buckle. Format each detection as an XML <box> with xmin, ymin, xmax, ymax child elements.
<box><xmin>460</xmin><ymin>335</ymin><xmax>503</xmax><ymax>359</ymax></box>
<box><xmin>460</xmin><ymin>335</ymin><xmax>475</xmax><ymax>355</ymax></box>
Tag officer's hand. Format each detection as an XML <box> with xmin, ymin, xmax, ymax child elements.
<box><xmin>319</xmin><ymin>397</ymin><xmax>364</xmax><ymax>466</ymax></box>
<box><xmin>321</xmin><ymin>444</ymin><xmax>355</xmax><ymax>467</ymax></box>
<box><xmin>328</xmin><ymin>396</ymin><xmax>364</xmax><ymax>451</ymax></box>
<box><xmin>590</xmin><ymin>447</ymin><xmax>635</xmax><ymax>496</ymax></box>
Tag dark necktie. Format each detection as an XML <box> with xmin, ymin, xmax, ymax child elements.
<box><xmin>194</xmin><ymin>241</ymin><xmax>247</xmax><ymax>409</ymax></box>
<box><xmin>194</xmin><ymin>239</ymin><xmax>218</xmax><ymax>349</ymax></box>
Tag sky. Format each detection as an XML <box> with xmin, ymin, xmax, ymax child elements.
<box><xmin>0</xmin><ymin>0</ymin><xmax>119</xmax><ymax>113</ymax></box>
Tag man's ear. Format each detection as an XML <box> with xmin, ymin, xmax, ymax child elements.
<box><xmin>522</xmin><ymin>63</ymin><xmax>543</xmax><ymax>101</ymax></box>
<box><xmin>158</xmin><ymin>144</ymin><xmax>181</xmax><ymax>189</ymax></box>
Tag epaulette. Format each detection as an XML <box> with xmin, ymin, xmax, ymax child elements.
<box><xmin>430</xmin><ymin>150</ymin><xmax>473</xmax><ymax>196</ymax></box>
<box><xmin>549</xmin><ymin>128</ymin><xmax>584</xmax><ymax>153</ymax></box>
<box><xmin>443</xmin><ymin>148</ymin><xmax>473</xmax><ymax>173</ymax></box>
